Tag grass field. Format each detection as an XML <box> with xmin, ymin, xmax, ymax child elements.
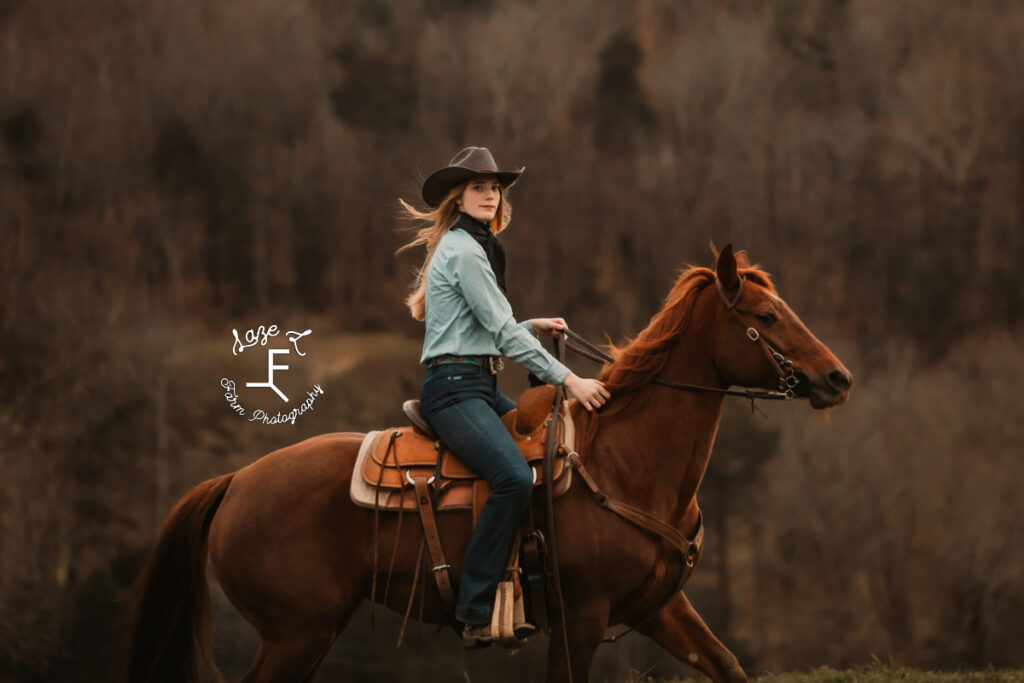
<box><xmin>646</xmin><ymin>664</ymin><xmax>1024</xmax><ymax>683</ymax></box>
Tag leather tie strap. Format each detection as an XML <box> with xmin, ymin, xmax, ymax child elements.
<box><xmin>412</xmin><ymin>476</ymin><xmax>457</xmax><ymax>616</ymax></box>
<box><xmin>370</xmin><ymin>430</ymin><xmax>401</xmax><ymax>628</ymax></box>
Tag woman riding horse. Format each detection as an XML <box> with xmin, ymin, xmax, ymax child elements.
<box><xmin>398</xmin><ymin>146</ymin><xmax>609</xmax><ymax>644</ymax></box>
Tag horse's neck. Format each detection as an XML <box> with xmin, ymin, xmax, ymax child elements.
<box><xmin>590</xmin><ymin>310</ymin><xmax>725</xmax><ymax>527</ymax></box>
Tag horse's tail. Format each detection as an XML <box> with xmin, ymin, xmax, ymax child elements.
<box><xmin>124</xmin><ymin>472</ymin><xmax>235</xmax><ymax>683</ymax></box>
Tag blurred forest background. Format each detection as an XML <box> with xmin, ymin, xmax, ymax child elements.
<box><xmin>2</xmin><ymin>0</ymin><xmax>1023</xmax><ymax>681</ymax></box>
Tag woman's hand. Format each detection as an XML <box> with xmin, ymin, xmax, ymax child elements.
<box><xmin>563</xmin><ymin>373</ymin><xmax>610</xmax><ymax>412</ymax></box>
<box><xmin>530</xmin><ymin>317</ymin><xmax>568</xmax><ymax>337</ymax></box>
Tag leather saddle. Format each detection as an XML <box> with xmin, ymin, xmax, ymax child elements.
<box><xmin>350</xmin><ymin>385</ymin><xmax>575</xmax><ymax>517</ymax></box>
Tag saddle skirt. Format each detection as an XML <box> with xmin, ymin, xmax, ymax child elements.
<box><xmin>350</xmin><ymin>386</ymin><xmax>575</xmax><ymax>514</ymax></box>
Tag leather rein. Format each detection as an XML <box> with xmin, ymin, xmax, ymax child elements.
<box><xmin>562</xmin><ymin>274</ymin><xmax>803</xmax><ymax>402</ymax></box>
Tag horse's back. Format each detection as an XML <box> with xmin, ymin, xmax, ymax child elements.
<box><xmin>208</xmin><ymin>431</ymin><xmax>371</xmax><ymax>627</ymax></box>
<box><xmin>217</xmin><ymin>431</ymin><xmax>364</xmax><ymax>516</ymax></box>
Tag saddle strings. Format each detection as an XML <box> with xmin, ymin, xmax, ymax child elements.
<box><xmin>396</xmin><ymin>538</ymin><xmax>425</xmax><ymax>647</ymax></box>
<box><xmin>370</xmin><ymin>430</ymin><xmax>401</xmax><ymax>630</ymax></box>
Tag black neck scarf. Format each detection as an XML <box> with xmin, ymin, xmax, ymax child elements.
<box><xmin>453</xmin><ymin>212</ymin><xmax>507</xmax><ymax>294</ymax></box>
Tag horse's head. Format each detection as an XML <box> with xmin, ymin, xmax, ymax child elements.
<box><xmin>709</xmin><ymin>245</ymin><xmax>852</xmax><ymax>409</ymax></box>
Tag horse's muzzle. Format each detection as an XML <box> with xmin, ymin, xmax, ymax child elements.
<box><xmin>800</xmin><ymin>366</ymin><xmax>852</xmax><ymax>409</ymax></box>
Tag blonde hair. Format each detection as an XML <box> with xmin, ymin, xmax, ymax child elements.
<box><xmin>397</xmin><ymin>178</ymin><xmax>512</xmax><ymax>321</ymax></box>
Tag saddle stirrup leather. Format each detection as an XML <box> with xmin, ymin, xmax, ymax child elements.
<box><xmin>411</xmin><ymin>475</ymin><xmax>457</xmax><ymax>614</ymax></box>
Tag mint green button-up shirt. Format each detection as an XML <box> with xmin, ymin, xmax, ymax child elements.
<box><xmin>419</xmin><ymin>227</ymin><xmax>571</xmax><ymax>386</ymax></box>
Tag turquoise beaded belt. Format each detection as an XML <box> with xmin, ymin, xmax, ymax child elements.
<box><xmin>426</xmin><ymin>355</ymin><xmax>504</xmax><ymax>375</ymax></box>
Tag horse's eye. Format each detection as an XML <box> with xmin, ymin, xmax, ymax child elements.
<box><xmin>757</xmin><ymin>312</ymin><xmax>778</xmax><ymax>325</ymax></box>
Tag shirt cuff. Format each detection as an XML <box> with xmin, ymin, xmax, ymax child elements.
<box><xmin>547</xmin><ymin>362</ymin><xmax>572</xmax><ymax>385</ymax></box>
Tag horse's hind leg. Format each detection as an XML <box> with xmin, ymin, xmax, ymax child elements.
<box><xmin>239</xmin><ymin>604</ymin><xmax>358</xmax><ymax>683</ymax></box>
<box><xmin>637</xmin><ymin>591</ymin><xmax>747</xmax><ymax>683</ymax></box>
<box><xmin>240</xmin><ymin>632</ymin><xmax>334</xmax><ymax>683</ymax></box>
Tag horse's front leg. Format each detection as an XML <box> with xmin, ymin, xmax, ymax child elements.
<box><xmin>544</xmin><ymin>599</ymin><xmax>609</xmax><ymax>683</ymax></box>
<box><xmin>637</xmin><ymin>590</ymin><xmax>747</xmax><ymax>683</ymax></box>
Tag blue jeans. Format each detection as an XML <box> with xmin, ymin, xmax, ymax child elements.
<box><xmin>418</xmin><ymin>362</ymin><xmax>531</xmax><ymax>626</ymax></box>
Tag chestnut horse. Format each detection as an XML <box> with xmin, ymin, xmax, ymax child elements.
<box><xmin>125</xmin><ymin>246</ymin><xmax>851</xmax><ymax>683</ymax></box>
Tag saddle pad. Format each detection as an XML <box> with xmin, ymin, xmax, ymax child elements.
<box><xmin>350</xmin><ymin>431</ymin><xmax>479</xmax><ymax>510</ymax></box>
<box><xmin>350</xmin><ymin>406</ymin><xmax>575</xmax><ymax>511</ymax></box>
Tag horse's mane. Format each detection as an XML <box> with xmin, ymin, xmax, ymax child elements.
<box><xmin>571</xmin><ymin>263</ymin><xmax>775</xmax><ymax>456</ymax></box>
<box><xmin>600</xmin><ymin>268</ymin><xmax>714</xmax><ymax>397</ymax></box>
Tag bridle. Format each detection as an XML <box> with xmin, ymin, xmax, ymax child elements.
<box><xmin>560</xmin><ymin>274</ymin><xmax>804</xmax><ymax>403</ymax></box>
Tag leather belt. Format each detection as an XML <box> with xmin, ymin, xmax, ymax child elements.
<box><xmin>426</xmin><ymin>354</ymin><xmax>504</xmax><ymax>375</ymax></box>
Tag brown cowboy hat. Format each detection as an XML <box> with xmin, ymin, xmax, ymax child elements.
<box><xmin>421</xmin><ymin>147</ymin><xmax>524</xmax><ymax>208</ymax></box>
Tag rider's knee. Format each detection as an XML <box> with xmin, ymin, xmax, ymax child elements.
<box><xmin>509</xmin><ymin>464</ymin><xmax>534</xmax><ymax>502</ymax></box>
<box><xmin>494</xmin><ymin>461</ymin><xmax>533</xmax><ymax>500</ymax></box>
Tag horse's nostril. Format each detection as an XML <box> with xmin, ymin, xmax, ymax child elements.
<box><xmin>828</xmin><ymin>369</ymin><xmax>852</xmax><ymax>391</ymax></box>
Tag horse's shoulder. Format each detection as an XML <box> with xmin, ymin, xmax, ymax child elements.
<box><xmin>513</xmin><ymin>385</ymin><xmax>558</xmax><ymax>435</ymax></box>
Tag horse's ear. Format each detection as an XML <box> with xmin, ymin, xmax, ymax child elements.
<box><xmin>708</xmin><ymin>239</ymin><xmax>720</xmax><ymax>259</ymax></box>
<box><xmin>716</xmin><ymin>244</ymin><xmax>740</xmax><ymax>292</ymax></box>
<box><xmin>734</xmin><ymin>249</ymin><xmax>751</xmax><ymax>269</ymax></box>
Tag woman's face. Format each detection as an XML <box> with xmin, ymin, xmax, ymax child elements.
<box><xmin>458</xmin><ymin>176</ymin><xmax>502</xmax><ymax>223</ymax></box>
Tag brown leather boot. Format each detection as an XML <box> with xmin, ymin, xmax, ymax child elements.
<box><xmin>462</xmin><ymin>622</ymin><xmax>493</xmax><ymax>649</ymax></box>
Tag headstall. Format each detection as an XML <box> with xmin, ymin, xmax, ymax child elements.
<box><xmin>561</xmin><ymin>274</ymin><xmax>803</xmax><ymax>403</ymax></box>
